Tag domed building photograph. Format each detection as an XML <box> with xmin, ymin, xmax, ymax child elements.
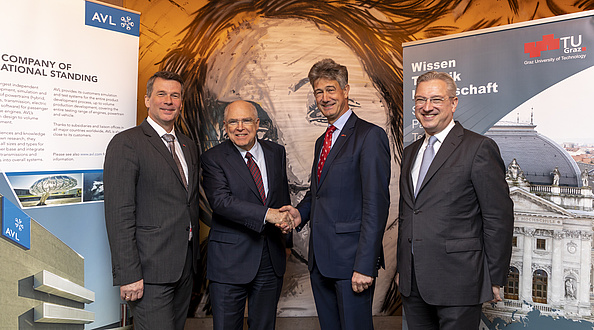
<box><xmin>481</xmin><ymin>118</ymin><xmax>594</xmax><ymax>324</ymax></box>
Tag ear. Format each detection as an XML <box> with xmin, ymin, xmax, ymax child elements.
<box><xmin>343</xmin><ymin>84</ymin><xmax>350</xmax><ymax>97</ymax></box>
<box><xmin>144</xmin><ymin>94</ymin><xmax>150</xmax><ymax>108</ymax></box>
<box><xmin>451</xmin><ymin>97</ymin><xmax>458</xmax><ymax>113</ymax></box>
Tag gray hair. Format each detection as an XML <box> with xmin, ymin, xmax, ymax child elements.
<box><xmin>416</xmin><ymin>71</ymin><xmax>457</xmax><ymax>98</ymax></box>
<box><xmin>308</xmin><ymin>58</ymin><xmax>348</xmax><ymax>89</ymax></box>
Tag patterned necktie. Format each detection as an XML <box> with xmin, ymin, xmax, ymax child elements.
<box><xmin>415</xmin><ymin>135</ymin><xmax>437</xmax><ymax>197</ymax></box>
<box><xmin>317</xmin><ymin>125</ymin><xmax>337</xmax><ymax>182</ymax></box>
<box><xmin>246</xmin><ymin>152</ymin><xmax>266</xmax><ymax>204</ymax></box>
<box><xmin>162</xmin><ymin>134</ymin><xmax>188</xmax><ymax>189</ymax></box>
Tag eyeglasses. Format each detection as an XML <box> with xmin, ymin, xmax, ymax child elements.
<box><xmin>226</xmin><ymin>118</ymin><xmax>256</xmax><ymax>126</ymax></box>
<box><xmin>414</xmin><ymin>96</ymin><xmax>451</xmax><ymax>107</ymax></box>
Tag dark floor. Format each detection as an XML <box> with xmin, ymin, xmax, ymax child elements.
<box><xmin>185</xmin><ymin>316</ymin><xmax>403</xmax><ymax>329</ymax></box>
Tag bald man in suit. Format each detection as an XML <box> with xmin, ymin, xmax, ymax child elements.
<box><xmin>201</xmin><ymin>100</ymin><xmax>292</xmax><ymax>330</ymax></box>
<box><xmin>396</xmin><ymin>71</ymin><xmax>514</xmax><ymax>330</ymax></box>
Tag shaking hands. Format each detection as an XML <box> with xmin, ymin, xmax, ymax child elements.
<box><xmin>265</xmin><ymin>205</ymin><xmax>302</xmax><ymax>234</ymax></box>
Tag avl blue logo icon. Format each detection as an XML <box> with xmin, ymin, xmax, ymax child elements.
<box><xmin>85</xmin><ymin>1</ymin><xmax>140</xmax><ymax>37</ymax></box>
<box><xmin>2</xmin><ymin>197</ymin><xmax>31</xmax><ymax>250</ymax></box>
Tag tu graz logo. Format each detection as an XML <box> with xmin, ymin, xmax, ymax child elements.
<box><xmin>524</xmin><ymin>34</ymin><xmax>585</xmax><ymax>58</ymax></box>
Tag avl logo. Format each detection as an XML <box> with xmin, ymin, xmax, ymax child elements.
<box><xmin>524</xmin><ymin>34</ymin><xmax>585</xmax><ymax>58</ymax></box>
<box><xmin>85</xmin><ymin>1</ymin><xmax>140</xmax><ymax>37</ymax></box>
<box><xmin>1</xmin><ymin>198</ymin><xmax>31</xmax><ymax>249</ymax></box>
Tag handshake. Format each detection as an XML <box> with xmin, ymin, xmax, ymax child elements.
<box><xmin>265</xmin><ymin>205</ymin><xmax>302</xmax><ymax>234</ymax></box>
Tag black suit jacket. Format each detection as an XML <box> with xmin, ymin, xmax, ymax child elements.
<box><xmin>297</xmin><ymin>113</ymin><xmax>391</xmax><ymax>279</ymax></box>
<box><xmin>201</xmin><ymin>139</ymin><xmax>290</xmax><ymax>284</ymax></box>
<box><xmin>397</xmin><ymin>121</ymin><xmax>514</xmax><ymax>305</ymax></box>
<box><xmin>104</xmin><ymin>119</ymin><xmax>200</xmax><ymax>286</ymax></box>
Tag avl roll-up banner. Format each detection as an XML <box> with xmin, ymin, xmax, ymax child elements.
<box><xmin>0</xmin><ymin>0</ymin><xmax>139</xmax><ymax>328</ymax></box>
<box><xmin>403</xmin><ymin>10</ymin><xmax>594</xmax><ymax>146</ymax></box>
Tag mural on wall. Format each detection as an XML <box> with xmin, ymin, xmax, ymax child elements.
<box><xmin>129</xmin><ymin>0</ymin><xmax>594</xmax><ymax>322</ymax></box>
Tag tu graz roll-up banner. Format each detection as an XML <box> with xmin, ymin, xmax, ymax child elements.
<box><xmin>403</xmin><ymin>10</ymin><xmax>594</xmax><ymax>329</ymax></box>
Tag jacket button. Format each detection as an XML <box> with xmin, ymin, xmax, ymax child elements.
<box><xmin>408</xmin><ymin>238</ymin><xmax>412</xmax><ymax>243</ymax></box>
<box><xmin>413</xmin><ymin>209</ymin><xmax>420</xmax><ymax>214</ymax></box>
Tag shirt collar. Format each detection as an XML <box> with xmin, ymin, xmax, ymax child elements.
<box><xmin>330</xmin><ymin>109</ymin><xmax>353</xmax><ymax>131</ymax></box>
<box><xmin>147</xmin><ymin>116</ymin><xmax>177</xmax><ymax>139</ymax></box>
<box><xmin>234</xmin><ymin>139</ymin><xmax>263</xmax><ymax>161</ymax></box>
<box><xmin>428</xmin><ymin>119</ymin><xmax>455</xmax><ymax>144</ymax></box>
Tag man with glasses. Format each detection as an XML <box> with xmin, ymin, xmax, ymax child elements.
<box><xmin>396</xmin><ymin>71</ymin><xmax>514</xmax><ymax>329</ymax></box>
<box><xmin>201</xmin><ymin>100</ymin><xmax>293</xmax><ymax>330</ymax></box>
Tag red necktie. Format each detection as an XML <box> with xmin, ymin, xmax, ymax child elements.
<box><xmin>317</xmin><ymin>125</ymin><xmax>337</xmax><ymax>182</ymax></box>
<box><xmin>246</xmin><ymin>152</ymin><xmax>266</xmax><ymax>204</ymax></box>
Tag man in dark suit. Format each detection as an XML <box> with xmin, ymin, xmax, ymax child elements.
<box><xmin>201</xmin><ymin>100</ymin><xmax>293</xmax><ymax>330</ymax></box>
<box><xmin>396</xmin><ymin>71</ymin><xmax>514</xmax><ymax>329</ymax></box>
<box><xmin>104</xmin><ymin>71</ymin><xmax>199</xmax><ymax>330</ymax></box>
<box><xmin>283</xmin><ymin>58</ymin><xmax>391</xmax><ymax>330</ymax></box>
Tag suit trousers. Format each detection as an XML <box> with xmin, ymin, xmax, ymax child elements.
<box><xmin>129</xmin><ymin>241</ymin><xmax>194</xmax><ymax>330</ymax></box>
<box><xmin>310</xmin><ymin>260</ymin><xmax>375</xmax><ymax>330</ymax></box>
<box><xmin>210</xmin><ymin>240</ymin><xmax>283</xmax><ymax>330</ymax></box>
<box><xmin>402</xmin><ymin>258</ymin><xmax>482</xmax><ymax>330</ymax></box>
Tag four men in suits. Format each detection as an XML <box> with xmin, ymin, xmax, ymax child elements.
<box><xmin>104</xmin><ymin>71</ymin><xmax>200</xmax><ymax>330</ymax></box>
<box><xmin>201</xmin><ymin>100</ymin><xmax>293</xmax><ymax>329</ymax></box>
<box><xmin>396</xmin><ymin>71</ymin><xmax>514</xmax><ymax>329</ymax></box>
<box><xmin>104</xmin><ymin>66</ymin><xmax>514</xmax><ymax>329</ymax></box>
<box><xmin>283</xmin><ymin>58</ymin><xmax>391</xmax><ymax>329</ymax></box>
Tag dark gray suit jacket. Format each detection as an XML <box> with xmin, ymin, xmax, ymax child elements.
<box><xmin>104</xmin><ymin>119</ymin><xmax>200</xmax><ymax>286</ymax></box>
<box><xmin>397</xmin><ymin>121</ymin><xmax>514</xmax><ymax>305</ymax></box>
<box><xmin>201</xmin><ymin>139</ymin><xmax>290</xmax><ymax>284</ymax></box>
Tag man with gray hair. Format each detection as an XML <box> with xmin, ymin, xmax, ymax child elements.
<box><xmin>284</xmin><ymin>59</ymin><xmax>391</xmax><ymax>329</ymax></box>
<box><xmin>396</xmin><ymin>71</ymin><xmax>514</xmax><ymax>329</ymax></box>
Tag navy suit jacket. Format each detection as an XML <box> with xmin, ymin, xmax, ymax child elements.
<box><xmin>104</xmin><ymin>119</ymin><xmax>200</xmax><ymax>286</ymax></box>
<box><xmin>297</xmin><ymin>113</ymin><xmax>391</xmax><ymax>279</ymax></box>
<box><xmin>397</xmin><ymin>122</ymin><xmax>514</xmax><ymax>305</ymax></box>
<box><xmin>201</xmin><ymin>139</ymin><xmax>290</xmax><ymax>284</ymax></box>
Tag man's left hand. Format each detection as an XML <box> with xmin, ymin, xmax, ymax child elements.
<box><xmin>489</xmin><ymin>286</ymin><xmax>503</xmax><ymax>303</ymax></box>
<box><xmin>352</xmin><ymin>271</ymin><xmax>373</xmax><ymax>293</ymax></box>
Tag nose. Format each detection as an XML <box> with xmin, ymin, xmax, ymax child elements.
<box><xmin>321</xmin><ymin>91</ymin><xmax>330</xmax><ymax>103</ymax></box>
<box><xmin>163</xmin><ymin>95</ymin><xmax>173</xmax><ymax>104</ymax></box>
<box><xmin>422</xmin><ymin>99</ymin><xmax>433</xmax><ymax>111</ymax></box>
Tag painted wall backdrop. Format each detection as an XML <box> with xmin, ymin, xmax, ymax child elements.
<box><xmin>124</xmin><ymin>0</ymin><xmax>594</xmax><ymax>322</ymax></box>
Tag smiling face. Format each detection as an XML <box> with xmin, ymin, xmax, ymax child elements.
<box><xmin>224</xmin><ymin>100</ymin><xmax>260</xmax><ymax>151</ymax></box>
<box><xmin>414</xmin><ymin>79</ymin><xmax>458</xmax><ymax>135</ymax></box>
<box><xmin>145</xmin><ymin>77</ymin><xmax>182</xmax><ymax>132</ymax></box>
<box><xmin>312</xmin><ymin>77</ymin><xmax>350</xmax><ymax>125</ymax></box>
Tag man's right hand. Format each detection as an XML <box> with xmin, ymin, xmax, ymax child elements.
<box><xmin>265</xmin><ymin>208</ymin><xmax>292</xmax><ymax>225</ymax></box>
<box><xmin>279</xmin><ymin>205</ymin><xmax>302</xmax><ymax>229</ymax></box>
<box><xmin>121</xmin><ymin>279</ymin><xmax>144</xmax><ymax>301</ymax></box>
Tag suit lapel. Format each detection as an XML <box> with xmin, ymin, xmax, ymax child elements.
<box><xmin>262</xmin><ymin>141</ymin><xmax>276</xmax><ymax>207</ymax></box>
<box><xmin>223</xmin><ymin>140</ymin><xmax>265</xmax><ymax>204</ymax></box>
<box><xmin>312</xmin><ymin>134</ymin><xmax>324</xmax><ymax>187</ymax></box>
<box><xmin>417</xmin><ymin>122</ymin><xmax>464</xmax><ymax>195</ymax></box>
<box><xmin>178</xmin><ymin>134</ymin><xmax>194</xmax><ymax>196</ymax></box>
<box><xmin>403</xmin><ymin>138</ymin><xmax>423</xmax><ymax>202</ymax></box>
<box><xmin>318</xmin><ymin>113</ymin><xmax>357</xmax><ymax>187</ymax></box>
